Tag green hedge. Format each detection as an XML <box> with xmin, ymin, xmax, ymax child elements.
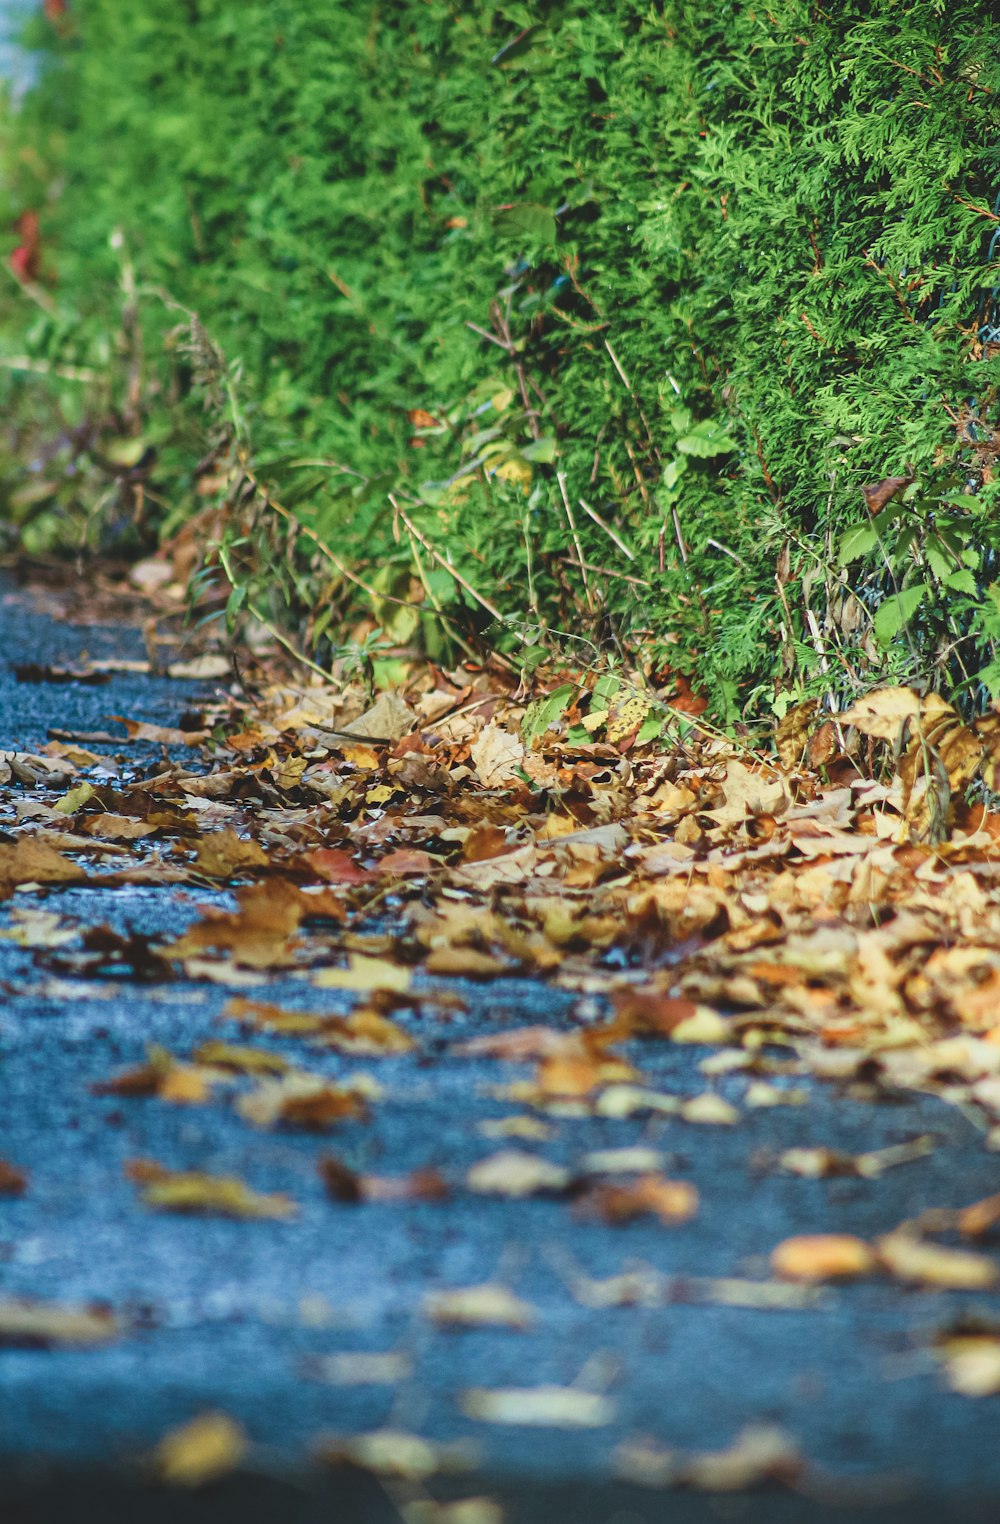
<box><xmin>4</xmin><ymin>1</ymin><xmax>1000</xmax><ymax>717</ymax></box>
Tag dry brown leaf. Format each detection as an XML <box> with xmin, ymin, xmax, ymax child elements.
<box><xmin>0</xmin><ymin>1159</ymin><xmax>27</xmax><ymax>1195</ymax></box>
<box><xmin>363</xmin><ymin>1168</ymin><xmax>450</xmax><ymax>1202</ymax></box>
<box><xmin>341</xmin><ymin>690</ymin><xmax>416</xmax><ymax>742</ymax></box>
<box><xmin>152</xmin><ymin>1412</ymin><xmax>247</xmax><ymax>1487</ymax></box>
<box><xmin>192</xmin><ymin>829</ymin><xmax>269</xmax><ymax>877</ymax></box>
<box><xmin>92</xmin><ymin>1047</ymin><xmax>231</xmax><ymax>1105</ymax></box>
<box><xmin>163</xmin><ymin>882</ymin><xmax>307</xmax><ymax>969</ymax></box>
<box><xmin>425</xmin><ymin>945</ymin><xmax>511</xmax><ymax>978</ymax></box>
<box><xmin>316</xmin><ymin>1007</ymin><xmax>415</xmax><ymax>1055</ymax></box>
<box><xmin>224</xmin><ymin>997</ymin><xmax>329</xmax><ymax>1036</ymax></box>
<box><xmin>771</xmin><ymin>1234</ymin><xmax>877</xmax><ymax>1282</ymax></box>
<box><xmin>838</xmin><ymin>687</ymin><xmax>922</xmax><ymax>742</ymax></box>
<box><xmin>579</xmin><ymin>1174</ymin><xmax>699</xmax><ymax>1226</ymax></box>
<box><xmin>79</xmin><ymin>814</ymin><xmax>156</xmax><ymax>841</ymax></box>
<box><xmin>470</xmin><ymin>723</ymin><xmax>525</xmax><ymax>787</ymax></box>
<box><xmin>774</xmin><ymin>700</ymin><xmax>819</xmax><ymax>770</ymax></box>
<box><xmin>706</xmin><ymin>759</ymin><xmax>789</xmax><ymax>829</ymax></box>
<box><xmin>237</xmin><ymin>1073</ymin><xmax>370</xmax><ymax>1130</ymax></box>
<box><xmin>478</xmin><ymin>1115</ymin><xmax>554</xmax><ymax>1141</ymax></box>
<box><xmin>0</xmin><ymin>837</ymin><xmax>87</xmax><ymax>894</ymax></box>
<box><xmin>314</xmin><ymin>953</ymin><xmax>412</xmax><ymax>993</ymax></box>
<box><xmin>111</xmin><ymin>715</ymin><xmax>208</xmax><ymax>746</ymax></box>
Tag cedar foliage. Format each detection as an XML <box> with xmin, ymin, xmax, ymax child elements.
<box><xmin>3</xmin><ymin>0</ymin><xmax>1000</xmax><ymax>718</ymax></box>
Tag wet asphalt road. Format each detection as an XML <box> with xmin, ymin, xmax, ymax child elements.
<box><xmin>2</xmin><ymin>575</ymin><xmax>1000</xmax><ymax>1523</ymax></box>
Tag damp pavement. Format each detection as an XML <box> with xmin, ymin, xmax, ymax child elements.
<box><xmin>2</xmin><ymin>575</ymin><xmax>1000</xmax><ymax>1523</ymax></box>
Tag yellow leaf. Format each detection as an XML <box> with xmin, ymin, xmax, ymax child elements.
<box><xmin>153</xmin><ymin>1412</ymin><xmax>247</xmax><ymax>1487</ymax></box>
<box><xmin>314</xmin><ymin>953</ymin><xmax>412</xmax><ymax>993</ymax></box>
<box><xmin>771</xmin><ymin>1234</ymin><xmax>877</xmax><ymax>1282</ymax></box>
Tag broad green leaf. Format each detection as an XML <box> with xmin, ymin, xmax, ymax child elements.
<box><xmin>520</xmin><ymin>436</ymin><xmax>558</xmax><ymax>464</ymax></box>
<box><xmin>520</xmin><ymin>683</ymin><xmax>576</xmax><ymax>745</ymax></box>
<box><xmin>838</xmin><ymin>524</ymin><xmax>878</xmax><ymax>564</ymax></box>
<box><xmin>873</xmin><ymin>583</ymin><xmax>929</xmax><ymax>646</ymax></box>
<box><xmin>675</xmin><ymin>419</ymin><xmax>737</xmax><ymax>457</ymax></box>
<box><xmin>491</xmin><ymin>203</ymin><xmax>557</xmax><ymax>246</ymax></box>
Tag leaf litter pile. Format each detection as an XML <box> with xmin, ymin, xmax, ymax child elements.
<box><xmin>8</xmin><ymin>626</ymin><xmax>1000</xmax><ymax>1499</ymax></box>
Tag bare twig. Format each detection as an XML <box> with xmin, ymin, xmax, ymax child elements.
<box><xmin>579</xmin><ymin>497</ymin><xmax>635</xmax><ymax>560</ymax></box>
<box><xmin>557</xmin><ymin>472</ymin><xmax>594</xmax><ymax>612</ymax></box>
<box><xmin>389</xmin><ymin>495</ymin><xmax>504</xmax><ymax>621</ymax></box>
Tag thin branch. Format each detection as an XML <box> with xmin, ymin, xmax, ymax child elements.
<box><xmin>389</xmin><ymin>495</ymin><xmax>504</xmax><ymax>621</ymax></box>
<box><xmin>557</xmin><ymin>472</ymin><xmax>594</xmax><ymax>612</ymax></box>
<box><xmin>578</xmin><ymin>498</ymin><xmax>635</xmax><ymax>561</ymax></box>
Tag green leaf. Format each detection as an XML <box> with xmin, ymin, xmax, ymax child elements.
<box><xmin>873</xmin><ymin>583</ymin><xmax>929</xmax><ymax>646</ymax></box>
<box><xmin>520</xmin><ymin>682</ymin><xmax>576</xmax><ymax>745</ymax></box>
<box><xmin>520</xmin><ymin>436</ymin><xmax>558</xmax><ymax>464</ymax></box>
<box><xmin>838</xmin><ymin>524</ymin><xmax>878</xmax><ymax>564</ymax></box>
<box><xmin>635</xmin><ymin>712</ymin><xmax>666</xmax><ymax>745</ymax></box>
<box><xmin>225</xmin><ymin>583</ymin><xmax>248</xmax><ymax>629</ymax></box>
<box><xmin>491</xmin><ymin>203</ymin><xmax>557</xmax><ymax>246</ymax></box>
<box><xmin>675</xmin><ymin>418</ymin><xmax>737</xmax><ymax>458</ymax></box>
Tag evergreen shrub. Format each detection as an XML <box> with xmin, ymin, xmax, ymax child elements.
<box><xmin>3</xmin><ymin>0</ymin><xmax>999</xmax><ymax>719</ymax></box>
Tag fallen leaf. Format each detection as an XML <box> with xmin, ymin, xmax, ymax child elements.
<box><xmin>0</xmin><ymin>1159</ymin><xmax>27</xmax><ymax>1194</ymax></box>
<box><xmin>470</xmin><ymin>723</ymin><xmax>524</xmax><ymax>787</ymax></box>
<box><xmin>579</xmin><ymin>1174</ymin><xmax>699</xmax><ymax>1226</ymax></box>
<box><xmin>425</xmin><ymin>1283</ymin><xmax>536</xmax><ymax>1330</ymax></box>
<box><xmin>459</xmin><ymin>1386</ymin><xmax>614</xmax><ymax>1428</ymax></box>
<box><xmin>340</xmin><ymin>690</ymin><xmax>416</xmax><ymax>742</ymax></box>
<box><xmin>466</xmin><ymin>1150</ymin><xmax>573</xmax><ymax>1198</ymax></box>
<box><xmin>111</xmin><ymin>715</ymin><xmax>208</xmax><ymax>746</ymax></box>
<box><xmin>237</xmin><ymin>1073</ymin><xmax>369</xmax><ymax>1130</ymax></box>
<box><xmin>957</xmin><ymin>1192</ymin><xmax>1000</xmax><ymax>1239</ymax></box>
<box><xmin>192</xmin><ymin>829</ymin><xmax>269</xmax><ymax>878</ymax></box>
<box><xmin>838</xmin><ymin>687</ymin><xmax>922</xmax><ymax>742</ymax></box>
<box><xmin>152</xmin><ymin>1412</ymin><xmax>247</xmax><ymax>1487</ymax></box>
<box><xmin>681</xmin><ymin>1423</ymin><xmax>801</xmax><ymax>1491</ymax></box>
<box><xmin>314</xmin><ymin>953</ymin><xmax>412</xmax><ymax>993</ymax></box>
<box><xmin>0</xmin><ymin>1297</ymin><xmax>117</xmax><ymax>1347</ymax></box>
<box><xmin>478</xmin><ymin>1116</ymin><xmax>554</xmax><ymax>1142</ymax></box>
<box><xmin>315</xmin><ymin>1428</ymin><xmax>477</xmax><ymax>1478</ymax></box>
<box><xmin>679</xmin><ymin>1093</ymin><xmax>740</xmax><ymax>1126</ymax></box>
<box><xmin>771</xmin><ymin>1234</ymin><xmax>877</xmax><ymax>1282</ymax></box>
<box><xmin>0</xmin><ymin>837</ymin><xmax>87</xmax><ymax>894</ymax></box>
<box><xmin>875</xmin><ymin>1233</ymin><xmax>999</xmax><ymax>1290</ymax></box>
<box><xmin>192</xmin><ymin>1041</ymin><xmax>290</xmax><ymax>1075</ymax></box>
<box><xmin>935</xmin><ymin>1328</ymin><xmax>1000</xmax><ymax>1396</ymax></box>
<box><xmin>706</xmin><ymin>759</ymin><xmax>789</xmax><ymax>829</ymax></box>
<box><xmin>128</xmin><ymin>1159</ymin><xmax>297</xmax><ymax>1219</ymax></box>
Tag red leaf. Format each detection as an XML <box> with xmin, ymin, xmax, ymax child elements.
<box><xmin>305</xmin><ymin>848</ymin><xmax>370</xmax><ymax>885</ymax></box>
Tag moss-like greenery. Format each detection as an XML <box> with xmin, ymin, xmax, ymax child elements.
<box><xmin>2</xmin><ymin>1</ymin><xmax>999</xmax><ymax>718</ymax></box>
